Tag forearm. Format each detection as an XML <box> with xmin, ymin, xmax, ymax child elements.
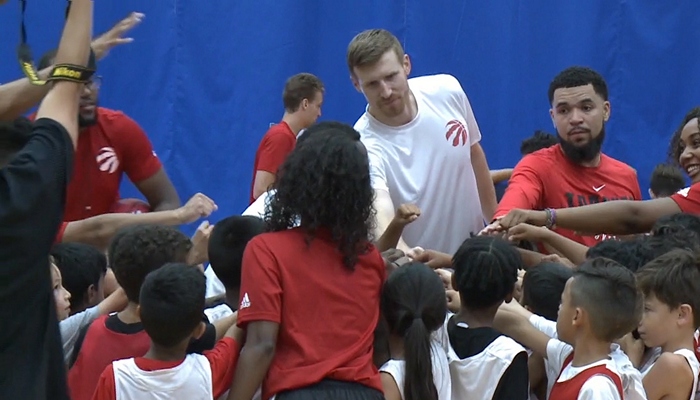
<box><xmin>0</xmin><ymin>68</ymin><xmax>53</xmax><ymax>121</ymax></box>
<box><xmin>552</xmin><ymin>201</ymin><xmax>654</xmax><ymax>235</ymax></box>
<box><xmin>227</xmin><ymin>344</ymin><xmax>275</xmax><ymax>400</ymax></box>
<box><xmin>151</xmin><ymin>198</ymin><xmax>181</xmax><ymax>212</ymax></box>
<box><xmin>540</xmin><ymin>230</ymin><xmax>588</xmax><ymax>265</ymax></box>
<box><xmin>490</xmin><ymin>168</ymin><xmax>513</xmax><ymax>184</ymax></box>
<box><xmin>376</xmin><ymin>220</ymin><xmax>406</xmax><ymax>252</ymax></box>
<box><xmin>476</xmin><ymin>168</ymin><xmax>498</xmax><ymax>221</ymax></box>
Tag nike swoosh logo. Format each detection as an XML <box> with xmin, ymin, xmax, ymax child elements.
<box><xmin>593</xmin><ymin>185</ymin><xmax>605</xmax><ymax>192</ymax></box>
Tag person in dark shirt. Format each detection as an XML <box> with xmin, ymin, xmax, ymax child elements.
<box><xmin>0</xmin><ymin>0</ymin><xmax>94</xmax><ymax>398</ymax></box>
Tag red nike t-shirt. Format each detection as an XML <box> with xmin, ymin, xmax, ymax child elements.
<box><xmin>495</xmin><ymin>144</ymin><xmax>642</xmax><ymax>247</ymax></box>
<box><xmin>31</xmin><ymin>107</ymin><xmax>163</xmax><ymax>222</ymax></box>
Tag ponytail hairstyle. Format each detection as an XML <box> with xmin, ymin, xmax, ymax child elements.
<box><xmin>381</xmin><ymin>262</ymin><xmax>447</xmax><ymax>400</ymax></box>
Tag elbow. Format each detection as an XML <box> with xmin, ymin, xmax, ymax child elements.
<box><xmin>619</xmin><ymin>202</ymin><xmax>647</xmax><ymax>234</ymax></box>
<box><xmin>247</xmin><ymin>339</ymin><xmax>276</xmax><ymax>360</ymax></box>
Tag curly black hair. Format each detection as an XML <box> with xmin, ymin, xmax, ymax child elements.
<box><xmin>548</xmin><ymin>66</ymin><xmax>608</xmax><ymax>104</ymax></box>
<box><xmin>668</xmin><ymin>106</ymin><xmax>700</xmax><ymax>165</ymax></box>
<box><xmin>266</xmin><ymin>122</ymin><xmax>375</xmax><ymax>270</ymax></box>
<box><xmin>520</xmin><ymin>130</ymin><xmax>558</xmax><ymax>156</ymax></box>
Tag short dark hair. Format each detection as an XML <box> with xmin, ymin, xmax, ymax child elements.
<box><xmin>208</xmin><ymin>216</ymin><xmax>265</xmax><ymax>290</ymax></box>
<box><xmin>520</xmin><ymin>130</ymin><xmax>558</xmax><ymax>156</ymax></box>
<box><xmin>51</xmin><ymin>243</ymin><xmax>107</xmax><ymax>309</ymax></box>
<box><xmin>649</xmin><ymin>163</ymin><xmax>686</xmax><ymax>197</ymax></box>
<box><xmin>452</xmin><ymin>236</ymin><xmax>522</xmax><ymax>310</ymax></box>
<box><xmin>586</xmin><ymin>238</ymin><xmax>645</xmax><ymax>272</ymax></box>
<box><xmin>140</xmin><ymin>263</ymin><xmax>206</xmax><ymax>347</ymax></box>
<box><xmin>283</xmin><ymin>73</ymin><xmax>324</xmax><ymax>113</ymax></box>
<box><xmin>636</xmin><ymin>249</ymin><xmax>700</xmax><ymax>329</ymax></box>
<box><xmin>0</xmin><ymin>117</ymin><xmax>32</xmax><ymax>167</ymax></box>
<box><xmin>548</xmin><ymin>66</ymin><xmax>609</xmax><ymax>104</ymax></box>
<box><xmin>569</xmin><ymin>258</ymin><xmax>642</xmax><ymax>341</ymax></box>
<box><xmin>668</xmin><ymin>106</ymin><xmax>700</xmax><ymax>165</ymax></box>
<box><xmin>522</xmin><ymin>262</ymin><xmax>573</xmax><ymax>321</ymax></box>
<box><xmin>109</xmin><ymin>225</ymin><xmax>192</xmax><ymax>303</ymax></box>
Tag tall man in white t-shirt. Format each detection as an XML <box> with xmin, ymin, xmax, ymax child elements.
<box><xmin>347</xmin><ymin>29</ymin><xmax>497</xmax><ymax>254</ymax></box>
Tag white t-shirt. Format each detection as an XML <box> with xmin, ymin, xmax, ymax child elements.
<box><xmin>379</xmin><ymin>339</ymin><xmax>452</xmax><ymax>400</ymax></box>
<box><xmin>354</xmin><ymin>74</ymin><xmax>486</xmax><ymax>254</ymax></box>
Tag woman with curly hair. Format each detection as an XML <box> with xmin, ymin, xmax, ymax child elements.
<box><xmin>228</xmin><ymin>121</ymin><xmax>386</xmax><ymax>400</ymax></box>
<box><xmin>498</xmin><ymin>106</ymin><xmax>700</xmax><ymax>236</ymax></box>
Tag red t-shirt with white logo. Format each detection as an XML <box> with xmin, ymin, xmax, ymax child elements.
<box><xmin>495</xmin><ymin>144</ymin><xmax>642</xmax><ymax>247</ymax></box>
<box><xmin>33</xmin><ymin>108</ymin><xmax>162</xmax><ymax>221</ymax></box>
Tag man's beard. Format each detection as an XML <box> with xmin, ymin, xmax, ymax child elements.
<box><xmin>559</xmin><ymin>125</ymin><xmax>606</xmax><ymax>163</ymax></box>
<box><xmin>78</xmin><ymin>109</ymin><xmax>98</xmax><ymax>128</ymax></box>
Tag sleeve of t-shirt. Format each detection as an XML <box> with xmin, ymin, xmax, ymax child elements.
<box><xmin>457</xmin><ymin>83</ymin><xmax>482</xmax><ymax>147</ymax></box>
<box><xmin>364</xmin><ymin>141</ymin><xmax>389</xmax><ymax>191</ymax></box>
<box><xmin>91</xmin><ymin>364</ymin><xmax>116</xmax><ymax>400</ymax></box>
<box><xmin>237</xmin><ymin>237</ymin><xmax>283</xmax><ymax>326</ymax></box>
<box><xmin>578</xmin><ymin>375</ymin><xmax>622</xmax><ymax>400</ymax></box>
<box><xmin>55</xmin><ymin>221</ymin><xmax>69</xmax><ymax>244</ymax></box>
<box><xmin>255</xmin><ymin>130</ymin><xmax>296</xmax><ymax>174</ymax></box>
<box><xmin>204</xmin><ymin>337</ymin><xmax>242</xmax><ymax>399</ymax></box>
<box><xmin>546</xmin><ymin>338</ymin><xmax>574</xmax><ymax>371</ymax></box>
<box><xmin>493</xmin><ymin>155</ymin><xmax>545</xmax><ymax>219</ymax></box>
<box><xmin>492</xmin><ymin>351</ymin><xmax>529</xmax><ymax>400</ymax></box>
<box><xmin>60</xmin><ymin>306</ymin><xmax>101</xmax><ymax>362</ymax></box>
<box><xmin>529</xmin><ymin>314</ymin><xmax>558</xmax><ymax>338</ymax></box>
<box><xmin>111</xmin><ymin>114</ymin><xmax>163</xmax><ymax>183</ymax></box>
<box><xmin>670</xmin><ymin>183</ymin><xmax>700</xmax><ymax>214</ymax></box>
<box><xmin>628</xmin><ymin>170</ymin><xmax>643</xmax><ymax>201</ymax></box>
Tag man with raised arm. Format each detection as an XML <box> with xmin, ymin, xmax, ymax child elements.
<box><xmin>0</xmin><ymin>0</ymin><xmax>95</xmax><ymax>397</ymax></box>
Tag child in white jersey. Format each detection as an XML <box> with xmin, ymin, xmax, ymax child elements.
<box><xmin>627</xmin><ymin>249</ymin><xmax>700</xmax><ymax>400</ymax></box>
<box><xmin>378</xmin><ymin>262</ymin><xmax>451</xmax><ymax>400</ymax></box>
<box><xmin>495</xmin><ymin>257</ymin><xmax>643</xmax><ymax>400</ymax></box>
<box><xmin>443</xmin><ymin>236</ymin><xmax>529</xmax><ymax>400</ymax></box>
<box><xmin>92</xmin><ymin>263</ymin><xmax>243</xmax><ymax>400</ymax></box>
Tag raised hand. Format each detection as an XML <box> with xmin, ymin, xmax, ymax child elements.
<box><xmin>176</xmin><ymin>193</ymin><xmax>218</xmax><ymax>224</ymax></box>
<box><xmin>91</xmin><ymin>12</ymin><xmax>145</xmax><ymax>60</ymax></box>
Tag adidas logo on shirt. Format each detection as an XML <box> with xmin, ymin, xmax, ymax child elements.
<box><xmin>240</xmin><ymin>293</ymin><xmax>251</xmax><ymax>309</ymax></box>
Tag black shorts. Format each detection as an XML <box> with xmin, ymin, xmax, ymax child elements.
<box><xmin>275</xmin><ymin>379</ymin><xmax>384</xmax><ymax>400</ymax></box>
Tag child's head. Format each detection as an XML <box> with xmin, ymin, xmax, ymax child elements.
<box><xmin>51</xmin><ymin>242</ymin><xmax>107</xmax><ymax>314</ymax></box>
<box><xmin>648</xmin><ymin>163</ymin><xmax>686</xmax><ymax>198</ymax></box>
<box><xmin>50</xmin><ymin>256</ymin><xmax>72</xmax><ymax>321</ymax></box>
<box><xmin>207</xmin><ymin>215</ymin><xmax>265</xmax><ymax>292</ymax></box>
<box><xmin>521</xmin><ymin>262</ymin><xmax>573</xmax><ymax>321</ymax></box>
<box><xmin>652</xmin><ymin>212</ymin><xmax>700</xmax><ymax>238</ymax></box>
<box><xmin>109</xmin><ymin>225</ymin><xmax>192</xmax><ymax>304</ymax></box>
<box><xmin>139</xmin><ymin>263</ymin><xmax>207</xmax><ymax>349</ymax></box>
<box><xmin>635</xmin><ymin>249</ymin><xmax>700</xmax><ymax>349</ymax></box>
<box><xmin>586</xmin><ymin>238</ymin><xmax>646</xmax><ymax>271</ymax></box>
<box><xmin>452</xmin><ymin>236</ymin><xmax>522</xmax><ymax>311</ymax></box>
<box><xmin>557</xmin><ymin>257</ymin><xmax>642</xmax><ymax>345</ymax></box>
<box><xmin>381</xmin><ymin>262</ymin><xmax>446</xmax><ymax>400</ymax></box>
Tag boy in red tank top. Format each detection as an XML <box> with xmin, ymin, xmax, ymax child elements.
<box><xmin>495</xmin><ymin>258</ymin><xmax>643</xmax><ymax>399</ymax></box>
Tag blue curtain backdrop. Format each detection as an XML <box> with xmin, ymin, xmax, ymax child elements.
<box><xmin>1</xmin><ymin>1</ymin><xmax>699</xmax><ymax>236</ymax></box>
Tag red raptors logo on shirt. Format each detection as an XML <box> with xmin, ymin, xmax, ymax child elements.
<box><xmin>445</xmin><ymin>119</ymin><xmax>468</xmax><ymax>147</ymax></box>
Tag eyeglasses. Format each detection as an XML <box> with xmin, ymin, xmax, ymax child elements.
<box><xmin>86</xmin><ymin>75</ymin><xmax>102</xmax><ymax>90</ymax></box>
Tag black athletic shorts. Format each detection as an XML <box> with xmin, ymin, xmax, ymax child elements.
<box><xmin>275</xmin><ymin>379</ymin><xmax>384</xmax><ymax>400</ymax></box>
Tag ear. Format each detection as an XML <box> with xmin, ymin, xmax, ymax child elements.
<box><xmin>136</xmin><ymin>304</ymin><xmax>142</xmax><ymax>319</ymax></box>
<box><xmin>192</xmin><ymin>321</ymin><xmax>207</xmax><ymax>340</ymax></box>
<box><xmin>603</xmin><ymin>101</ymin><xmax>611</xmax><ymax>122</ymax></box>
<box><xmin>301</xmin><ymin>98</ymin><xmax>309</xmax><ymax>110</ymax></box>
<box><xmin>350</xmin><ymin>74</ymin><xmax>362</xmax><ymax>93</ymax></box>
<box><xmin>648</xmin><ymin>188</ymin><xmax>656</xmax><ymax>199</ymax></box>
<box><xmin>678</xmin><ymin>304</ymin><xmax>693</xmax><ymax>327</ymax></box>
<box><xmin>403</xmin><ymin>54</ymin><xmax>412</xmax><ymax>76</ymax></box>
<box><xmin>451</xmin><ymin>273</ymin><xmax>457</xmax><ymax>291</ymax></box>
<box><xmin>504</xmin><ymin>292</ymin><xmax>514</xmax><ymax>304</ymax></box>
<box><xmin>571</xmin><ymin>307</ymin><xmax>585</xmax><ymax>328</ymax></box>
<box><xmin>86</xmin><ymin>284</ymin><xmax>97</xmax><ymax>304</ymax></box>
<box><xmin>549</xmin><ymin>108</ymin><xmax>556</xmax><ymax>128</ymax></box>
